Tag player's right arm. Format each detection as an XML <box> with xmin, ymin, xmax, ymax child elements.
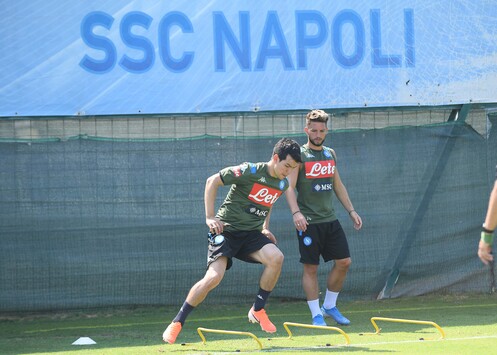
<box><xmin>205</xmin><ymin>173</ymin><xmax>224</xmax><ymax>234</ymax></box>
<box><xmin>285</xmin><ymin>164</ymin><xmax>307</xmax><ymax>231</ymax></box>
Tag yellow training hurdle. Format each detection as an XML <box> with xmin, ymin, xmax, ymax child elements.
<box><xmin>283</xmin><ymin>322</ymin><xmax>350</xmax><ymax>346</ymax></box>
<box><xmin>196</xmin><ymin>327</ymin><xmax>263</xmax><ymax>350</ymax></box>
<box><xmin>368</xmin><ymin>317</ymin><xmax>446</xmax><ymax>340</ymax></box>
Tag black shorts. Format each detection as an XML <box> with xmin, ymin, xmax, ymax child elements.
<box><xmin>296</xmin><ymin>220</ymin><xmax>350</xmax><ymax>265</ymax></box>
<box><xmin>207</xmin><ymin>230</ymin><xmax>274</xmax><ymax>270</ymax></box>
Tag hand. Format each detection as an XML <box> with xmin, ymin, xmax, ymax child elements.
<box><xmin>293</xmin><ymin>211</ymin><xmax>308</xmax><ymax>232</ymax></box>
<box><xmin>349</xmin><ymin>210</ymin><xmax>363</xmax><ymax>230</ymax></box>
<box><xmin>262</xmin><ymin>228</ymin><xmax>277</xmax><ymax>244</ymax></box>
<box><xmin>206</xmin><ymin>217</ymin><xmax>223</xmax><ymax>234</ymax></box>
<box><xmin>478</xmin><ymin>239</ymin><xmax>493</xmax><ymax>265</ymax></box>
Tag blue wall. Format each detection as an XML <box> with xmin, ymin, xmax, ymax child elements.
<box><xmin>1</xmin><ymin>1</ymin><xmax>497</xmax><ymax>116</ymax></box>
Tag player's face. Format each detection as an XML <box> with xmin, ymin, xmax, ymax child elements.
<box><xmin>305</xmin><ymin>121</ymin><xmax>328</xmax><ymax>148</ymax></box>
<box><xmin>274</xmin><ymin>155</ymin><xmax>299</xmax><ymax>180</ymax></box>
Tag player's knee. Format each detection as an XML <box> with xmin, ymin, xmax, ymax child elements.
<box><xmin>303</xmin><ymin>264</ymin><xmax>318</xmax><ymax>277</ymax></box>
<box><xmin>270</xmin><ymin>249</ymin><xmax>284</xmax><ymax>268</ymax></box>
<box><xmin>203</xmin><ymin>273</ymin><xmax>223</xmax><ymax>290</ymax></box>
<box><xmin>336</xmin><ymin>257</ymin><xmax>351</xmax><ymax>270</ymax></box>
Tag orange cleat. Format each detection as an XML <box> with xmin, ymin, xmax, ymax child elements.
<box><xmin>248</xmin><ymin>306</ymin><xmax>277</xmax><ymax>333</ymax></box>
<box><xmin>162</xmin><ymin>321</ymin><xmax>182</xmax><ymax>344</ymax></box>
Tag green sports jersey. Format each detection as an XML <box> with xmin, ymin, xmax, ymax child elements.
<box><xmin>296</xmin><ymin>144</ymin><xmax>337</xmax><ymax>224</ymax></box>
<box><xmin>216</xmin><ymin>162</ymin><xmax>289</xmax><ymax>232</ymax></box>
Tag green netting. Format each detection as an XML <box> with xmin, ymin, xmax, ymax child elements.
<box><xmin>1</xmin><ymin>121</ymin><xmax>496</xmax><ymax>311</ymax></box>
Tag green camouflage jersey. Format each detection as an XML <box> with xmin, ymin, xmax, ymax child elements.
<box><xmin>216</xmin><ymin>162</ymin><xmax>289</xmax><ymax>232</ymax></box>
<box><xmin>296</xmin><ymin>144</ymin><xmax>337</xmax><ymax>224</ymax></box>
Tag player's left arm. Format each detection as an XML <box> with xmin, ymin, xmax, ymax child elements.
<box><xmin>262</xmin><ymin>208</ymin><xmax>277</xmax><ymax>244</ymax></box>
<box><xmin>479</xmin><ymin>179</ymin><xmax>497</xmax><ymax>264</ymax></box>
<box><xmin>331</xmin><ymin>149</ymin><xmax>362</xmax><ymax>230</ymax></box>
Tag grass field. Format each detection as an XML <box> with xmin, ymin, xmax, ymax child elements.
<box><xmin>1</xmin><ymin>293</ymin><xmax>496</xmax><ymax>355</ymax></box>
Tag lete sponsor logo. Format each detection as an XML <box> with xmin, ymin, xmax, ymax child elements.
<box><xmin>248</xmin><ymin>183</ymin><xmax>281</xmax><ymax>207</ymax></box>
<box><xmin>305</xmin><ymin>161</ymin><xmax>335</xmax><ymax>178</ymax></box>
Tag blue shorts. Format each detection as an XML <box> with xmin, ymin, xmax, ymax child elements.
<box><xmin>296</xmin><ymin>220</ymin><xmax>350</xmax><ymax>264</ymax></box>
<box><xmin>207</xmin><ymin>230</ymin><xmax>274</xmax><ymax>270</ymax></box>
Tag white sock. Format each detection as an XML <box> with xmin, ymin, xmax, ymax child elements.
<box><xmin>323</xmin><ymin>290</ymin><xmax>339</xmax><ymax>309</ymax></box>
<box><xmin>307</xmin><ymin>299</ymin><xmax>322</xmax><ymax>318</ymax></box>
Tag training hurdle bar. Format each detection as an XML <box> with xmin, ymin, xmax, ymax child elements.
<box><xmin>283</xmin><ymin>322</ymin><xmax>350</xmax><ymax>346</ymax></box>
<box><xmin>197</xmin><ymin>327</ymin><xmax>263</xmax><ymax>350</ymax></box>
<box><xmin>368</xmin><ymin>317</ymin><xmax>446</xmax><ymax>340</ymax></box>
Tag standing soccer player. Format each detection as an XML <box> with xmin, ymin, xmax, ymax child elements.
<box><xmin>162</xmin><ymin>138</ymin><xmax>301</xmax><ymax>344</ymax></box>
<box><xmin>478</xmin><ymin>164</ymin><xmax>497</xmax><ymax>265</ymax></box>
<box><xmin>285</xmin><ymin>109</ymin><xmax>362</xmax><ymax>326</ymax></box>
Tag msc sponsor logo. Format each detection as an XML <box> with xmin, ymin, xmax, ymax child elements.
<box><xmin>313</xmin><ymin>181</ymin><xmax>333</xmax><ymax>192</ymax></box>
<box><xmin>246</xmin><ymin>205</ymin><xmax>269</xmax><ymax>217</ymax></box>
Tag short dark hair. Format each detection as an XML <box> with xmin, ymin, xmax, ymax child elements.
<box><xmin>306</xmin><ymin>109</ymin><xmax>329</xmax><ymax>127</ymax></box>
<box><xmin>273</xmin><ymin>138</ymin><xmax>302</xmax><ymax>163</ymax></box>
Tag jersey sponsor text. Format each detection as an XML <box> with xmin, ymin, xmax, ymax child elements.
<box><xmin>305</xmin><ymin>161</ymin><xmax>335</xmax><ymax>178</ymax></box>
<box><xmin>246</xmin><ymin>205</ymin><xmax>269</xmax><ymax>217</ymax></box>
<box><xmin>313</xmin><ymin>182</ymin><xmax>333</xmax><ymax>192</ymax></box>
<box><xmin>248</xmin><ymin>183</ymin><xmax>281</xmax><ymax>207</ymax></box>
